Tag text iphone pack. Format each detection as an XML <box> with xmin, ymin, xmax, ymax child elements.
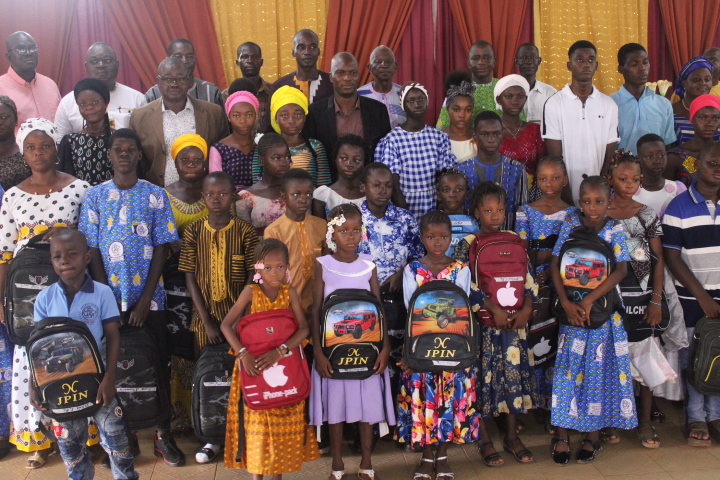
<box><xmin>404</xmin><ymin>280</ymin><xmax>476</xmax><ymax>371</ymax></box>
<box><xmin>321</xmin><ymin>289</ymin><xmax>384</xmax><ymax>379</ymax></box>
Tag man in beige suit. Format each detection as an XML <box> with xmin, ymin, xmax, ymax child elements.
<box><xmin>129</xmin><ymin>57</ymin><xmax>228</xmax><ymax>187</ymax></box>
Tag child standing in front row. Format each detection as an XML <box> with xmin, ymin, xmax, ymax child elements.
<box><xmin>311</xmin><ymin>204</ymin><xmax>394</xmax><ymax>480</ymax></box>
<box><xmin>398</xmin><ymin>210</ymin><xmax>479</xmax><ymax>480</ymax></box>
<box><xmin>220</xmin><ymin>239</ymin><xmax>319</xmax><ymax>479</ymax></box>
<box><xmin>436</xmin><ymin>169</ymin><xmax>479</xmax><ymax>258</ymax></box>
<box><xmin>549</xmin><ymin>175</ymin><xmax>636</xmax><ymax>465</ymax></box>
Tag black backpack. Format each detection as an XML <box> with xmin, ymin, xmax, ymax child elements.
<box><xmin>26</xmin><ymin>317</ymin><xmax>105</xmax><ymax>421</ymax></box>
<box><xmin>4</xmin><ymin>236</ymin><xmax>59</xmax><ymax>345</ymax></box>
<box><xmin>164</xmin><ymin>258</ymin><xmax>195</xmax><ymax>360</ymax></box>
<box><xmin>403</xmin><ymin>279</ymin><xmax>477</xmax><ymax>372</ymax></box>
<box><xmin>320</xmin><ymin>288</ymin><xmax>384</xmax><ymax>379</ymax></box>
<box><xmin>191</xmin><ymin>343</ymin><xmax>236</xmax><ymax>445</ymax></box>
<box><xmin>115</xmin><ymin>327</ymin><xmax>170</xmax><ymax>430</ymax></box>
<box><xmin>619</xmin><ymin>270</ymin><xmax>670</xmax><ymax>342</ymax></box>
<box><xmin>527</xmin><ymin>236</ymin><xmax>560</xmax><ymax>368</ymax></box>
<box><xmin>688</xmin><ymin>317</ymin><xmax>720</xmax><ymax>396</ymax></box>
<box><xmin>553</xmin><ymin>225</ymin><xmax>624</xmax><ymax>329</ymax></box>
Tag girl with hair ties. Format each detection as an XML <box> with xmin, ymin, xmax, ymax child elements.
<box><xmin>57</xmin><ymin>78</ymin><xmax>114</xmax><ymax>185</ymax></box>
<box><xmin>210</xmin><ymin>91</ymin><xmax>258</xmax><ymax>192</ymax></box>
<box><xmin>442</xmin><ymin>81</ymin><xmax>477</xmax><ymax>163</ymax></box>
<box><xmin>495</xmin><ymin>74</ymin><xmax>547</xmax><ymax>201</ymax></box>
<box><xmin>0</xmin><ymin>95</ymin><xmax>31</xmax><ymax>190</ymax></box>
<box><xmin>671</xmin><ymin>56</ymin><xmax>720</xmax><ymax>145</ymax></box>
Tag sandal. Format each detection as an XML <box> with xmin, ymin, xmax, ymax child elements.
<box><xmin>478</xmin><ymin>441</ymin><xmax>504</xmax><ymax>467</ymax></box>
<box><xmin>688</xmin><ymin>421</ymin><xmax>712</xmax><ymax>447</ymax></box>
<box><xmin>413</xmin><ymin>456</ymin><xmax>434</xmax><ymax>479</ymax></box>
<box><xmin>26</xmin><ymin>450</ymin><xmax>50</xmax><ymax>469</ymax></box>
<box><xmin>551</xmin><ymin>437</ymin><xmax>570</xmax><ymax>466</ymax></box>
<box><xmin>599</xmin><ymin>427</ymin><xmax>620</xmax><ymax>444</ymax></box>
<box><xmin>358</xmin><ymin>469</ymin><xmax>376</xmax><ymax>479</ymax></box>
<box><xmin>651</xmin><ymin>406</ymin><xmax>665</xmax><ymax>424</ymax></box>
<box><xmin>502</xmin><ymin>437</ymin><xmax>533</xmax><ymax>463</ymax></box>
<box><xmin>434</xmin><ymin>455</ymin><xmax>454</xmax><ymax>479</ymax></box>
<box><xmin>576</xmin><ymin>439</ymin><xmax>602</xmax><ymax>464</ymax></box>
<box><xmin>329</xmin><ymin>470</ymin><xmax>345</xmax><ymax>479</ymax></box>
<box><xmin>636</xmin><ymin>422</ymin><xmax>660</xmax><ymax>449</ymax></box>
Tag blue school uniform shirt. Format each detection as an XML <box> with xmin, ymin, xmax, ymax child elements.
<box><xmin>357</xmin><ymin>200</ymin><xmax>425</xmax><ymax>284</ymax></box>
<box><xmin>610</xmin><ymin>85</ymin><xmax>676</xmax><ymax>154</ymax></box>
<box><xmin>34</xmin><ymin>275</ymin><xmax>120</xmax><ymax>357</ymax></box>
<box><xmin>447</xmin><ymin>214</ymin><xmax>479</xmax><ymax>258</ymax></box>
<box><xmin>79</xmin><ymin>179</ymin><xmax>178</xmax><ymax>312</ymax></box>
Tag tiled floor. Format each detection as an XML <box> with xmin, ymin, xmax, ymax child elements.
<box><xmin>5</xmin><ymin>399</ymin><xmax>720</xmax><ymax>479</ymax></box>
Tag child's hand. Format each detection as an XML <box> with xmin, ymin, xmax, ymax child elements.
<box><xmin>699</xmin><ymin>296</ymin><xmax>720</xmax><ymax>319</ymax></box>
<box><xmin>562</xmin><ymin>300</ymin><xmax>587</xmax><ymax>326</ymax></box>
<box><xmin>29</xmin><ymin>387</ymin><xmax>45</xmax><ymax>411</ymax></box>
<box><xmin>381</xmin><ymin>270</ymin><xmax>403</xmax><ymax>294</ymax></box>
<box><xmin>314</xmin><ymin>353</ymin><xmax>334</xmax><ymax>378</ymax></box>
<box><xmin>373</xmin><ymin>347</ymin><xmax>390</xmax><ymax>375</ymax></box>
<box><xmin>96</xmin><ymin>376</ymin><xmax>116</xmax><ymax>407</ymax></box>
<box><xmin>126</xmin><ymin>298</ymin><xmax>151</xmax><ymax>327</ymax></box>
<box><xmin>255</xmin><ymin>349</ymin><xmax>283</xmax><ymax>370</ymax></box>
<box><xmin>397</xmin><ymin>358</ymin><xmax>412</xmax><ymax>374</ymax></box>
<box><xmin>204</xmin><ymin>321</ymin><xmax>225</xmax><ymax>345</ymax></box>
<box><xmin>240</xmin><ymin>353</ymin><xmax>261</xmax><ymax>377</ymax></box>
<box><xmin>645</xmin><ymin>301</ymin><xmax>663</xmax><ymax>326</ymax></box>
<box><xmin>510</xmin><ymin>305</ymin><xmax>532</xmax><ymax>330</ymax></box>
<box><xmin>577</xmin><ymin>299</ymin><xmax>593</xmax><ymax>326</ymax></box>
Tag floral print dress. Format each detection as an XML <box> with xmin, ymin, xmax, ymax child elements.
<box><xmin>396</xmin><ymin>260</ymin><xmax>480</xmax><ymax>449</ymax></box>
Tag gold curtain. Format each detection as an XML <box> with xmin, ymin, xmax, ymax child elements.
<box><xmin>534</xmin><ymin>0</ymin><xmax>648</xmax><ymax>94</ymax></box>
<box><xmin>210</xmin><ymin>0</ymin><xmax>329</xmax><ymax>87</ymax></box>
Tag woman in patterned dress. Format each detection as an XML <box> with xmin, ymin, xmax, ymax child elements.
<box><xmin>667</xmin><ymin>94</ymin><xmax>720</xmax><ymax>184</ymax></box>
<box><xmin>57</xmin><ymin>79</ymin><xmax>114</xmax><ymax>185</ymax></box>
<box><xmin>0</xmin><ymin>96</ymin><xmax>31</xmax><ymax>190</ymax></box>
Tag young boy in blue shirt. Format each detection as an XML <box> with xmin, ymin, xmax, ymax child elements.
<box><xmin>31</xmin><ymin>228</ymin><xmax>138</xmax><ymax>479</ymax></box>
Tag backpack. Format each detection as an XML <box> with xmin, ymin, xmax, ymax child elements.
<box><xmin>404</xmin><ymin>279</ymin><xmax>476</xmax><ymax>371</ymax></box>
<box><xmin>688</xmin><ymin>317</ymin><xmax>720</xmax><ymax>396</ymax></box>
<box><xmin>527</xmin><ymin>236</ymin><xmax>560</xmax><ymax>368</ymax></box>
<box><xmin>26</xmin><ymin>317</ymin><xmax>105</xmax><ymax>421</ymax></box>
<box><xmin>619</xmin><ymin>270</ymin><xmax>670</xmax><ymax>342</ymax></box>
<box><xmin>320</xmin><ymin>288</ymin><xmax>385</xmax><ymax>379</ymax></box>
<box><xmin>553</xmin><ymin>225</ymin><xmax>623</xmax><ymax>329</ymax></box>
<box><xmin>470</xmin><ymin>232</ymin><xmax>529</xmax><ymax>326</ymax></box>
<box><xmin>163</xmin><ymin>258</ymin><xmax>195</xmax><ymax>360</ymax></box>
<box><xmin>115</xmin><ymin>327</ymin><xmax>170</xmax><ymax>429</ymax></box>
<box><xmin>237</xmin><ymin>308</ymin><xmax>310</xmax><ymax>410</ymax></box>
<box><xmin>191</xmin><ymin>343</ymin><xmax>236</xmax><ymax>444</ymax></box>
<box><xmin>4</xmin><ymin>236</ymin><xmax>59</xmax><ymax>345</ymax></box>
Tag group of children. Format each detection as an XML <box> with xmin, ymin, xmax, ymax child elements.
<box><xmin>17</xmin><ymin>124</ymin><xmax>717</xmax><ymax>480</ymax></box>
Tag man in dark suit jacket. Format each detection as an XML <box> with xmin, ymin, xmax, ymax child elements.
<box><xmin>304</xmin><ymin>52</ymin><xmax>391</xmax><ymax>180</ymax></box>
<box><xmin>129</xmin><ymin>57</ymin><xmax>229</xmax><ymax>187</ymax></box>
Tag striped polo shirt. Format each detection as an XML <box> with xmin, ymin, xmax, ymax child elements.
<box><xmin>662</xmin><ymin>183</ymin><xmax>720</xmax><ymax>327</ymax></box>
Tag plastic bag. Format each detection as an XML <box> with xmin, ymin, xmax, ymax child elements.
<box><xmin>629</xmin><ymin>336</ymin><xmax>678</xmax><ymax>389</ymax></box>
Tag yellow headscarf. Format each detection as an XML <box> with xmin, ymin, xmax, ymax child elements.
<box><xmin>270</xmin><ymin>85</ymin><xmax>309</xmax><ymax>134</ymax></box>
<box><xmin>171</xmin><ymin>133</ymin><xmax>208</xmax><ymax>160</ymax></box>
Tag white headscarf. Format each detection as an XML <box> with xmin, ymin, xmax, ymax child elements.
<box><xmin>493</xmin><ymin>74</ymin><xmax>530</xmax><ymax>110</ymax></box>
<box><xmin>400</xmin><ymin>82</ymin><xmax>429</xmax><ymax>110</ymax></box>
<box><xmin>16</xmin><ymin>118</ymin><xmax>62</xmax><ymax>154</ymax></box>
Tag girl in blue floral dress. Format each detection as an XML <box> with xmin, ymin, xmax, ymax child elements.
<box><xmin>398</xmin><ymin>210</ymin><xmax>479</xmax><ymax>480</ymax></box>
<box><xmin>515</xmin><ymin>156</ymin><xmax>577</xmax><ymax>433</ymax></box>
<box><xmin>549</xmin><ymin>175</ymin><xmax>636</xmax><ymax>465</ymax></box>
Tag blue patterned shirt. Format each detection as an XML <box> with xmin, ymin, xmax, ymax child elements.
<box><xmin>357</xmin><ymin>200</ymin><xmax>425</xmax><ymax>284</ymax></box>
<box><xmin>79</xmin><ymin>179</ymin><xmax>179</xmax><ymax>311</ymax></box>
<box><xmin>358</xmin><ymin>82</ymin><xmax>406</xmax><ymax>129</ymax></box>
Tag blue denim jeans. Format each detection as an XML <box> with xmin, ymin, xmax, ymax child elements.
<box><xmin>55</xmin><ymin>397</ymin><xmax>138</xmax><ymax>480</ymax></box>
<box><xmin>682</xmin><ymin>327</ymin><xmax>720</xmax><ymax>423</ymax></box>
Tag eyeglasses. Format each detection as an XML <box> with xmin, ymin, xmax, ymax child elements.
<box><xmin>157</xmin><ymin>75</ymin><xmax>191</xmax><ymax>85</ymax></box>
<box><xmin>9</xmin><ymin>45</ymin><xmax>38</xmax><ymax>55</ymax></box>
<box><xmin>87</xmin><ymin>57</ymin><xmax>116</xmax><ymax>66</ymax></box>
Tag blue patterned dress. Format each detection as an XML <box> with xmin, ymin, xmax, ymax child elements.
<box><xmin>550</xmin><ymin>213</ymin><xmax>637</xmax><ymax>431</ymax></box>
<box><xmin>0</xmin><ymin>184</ymin><xmax>9</xmax><ymax>440</ymax></box>
<box><xmin>516</xmin><ymin>205</ymin><xmax>578</xmax><ymax>408</ymax></box>
<box><xmin>396</xmin><ymin>260</ymin><xmax>480</xmax><ymax>448</ymax></box>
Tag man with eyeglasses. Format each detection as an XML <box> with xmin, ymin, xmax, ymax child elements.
<box><xmin>514</xmin><ymin>43</ymin><xmax>557</xmax><ymax>124</ymax></box>
<box><xmin>145</xmin><ymin>38</ymin><xmax>223</xmax><ymax>107</ymax></box>
<box><xmin>55</xmin><ymin>43</ymin><xmax>147</xmax><ymax>135</ymax></box>
<box><xmin>358</xmin><ymin>45</ymin><xmax>406</xmax><ymax>128</ymax></box>
<box><xmin>130</xmin><ymin>57</ymin><xmax>228</xmax><ymax>188</ymax></box>
<box><xmin>0</xmin><ymin>31</ymin><xmax>61</xmax><ymax>130</ymax></box>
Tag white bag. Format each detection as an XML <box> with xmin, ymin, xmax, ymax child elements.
<box><xmin>629</xmin><ymin>336</ymin><xmax>678</xmax><ymax>389</ymax></box>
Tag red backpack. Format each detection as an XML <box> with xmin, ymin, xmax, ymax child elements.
<box><xmin>236</xmin><ymin>309</ymin><xmax>311</xmax><ymax>410</ymax></box>
<box><xmin>470</xmin><ymin>232</ymin><xmax>529</xmax><ymax>326</ymax></box>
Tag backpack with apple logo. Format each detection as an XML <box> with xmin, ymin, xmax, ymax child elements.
<box><xmin>553</xmin><ymin>225</ymin><xmax>623</xmax><ymax>329</ymax></box>
<box><xmin>527</xmin><ymin>236</ymin><xmax>561</xmax><ymax>369</ymax></box>
<box><xmin>403</xmin><ymin>279</ymin><xmax>476</xmax><ymax>371</ymax></box>
<box><xmin>469</xmin><ymin>231</ymin><xmax>529</xmax><ymax>326</ymax></box>
<box><xmin>320</xmin><ymin>288</ymin><xmax>385</xmax><ymax>379</ymax></box>
<box><xmin>236</xmin><ymin>308</ymin><xmax>311</xmax><ymax>410</ymax></box>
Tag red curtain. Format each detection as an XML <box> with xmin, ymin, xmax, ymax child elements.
<box><xmin>0</xmin><ymin>0</ymin><xmax>78</xmax><ymax>86</ymax></box>
<box><xmin>61</xmin><ymin>0</ymin><xmax>144</xmax><ymax>95</ymax></box>
<box><xmin>647</xmin><ymin>0</ymin><xmax>677</xmax><ymax>89</ymax></box>
<box><xmin>100</xmin><ymin>0</ymin><xmax>227</xmax><ymax>91</ymax></box>
<box><xmin>657</xmin><ymin>0</ymin><xmax>720</xmax><ymax>73</ymax></box>
<box><xmin>448</xmin><ymin>0</ymin><xmax>529</xmax><ymax>77</ymax></box>
<box><xmin>322</xmin><ymin>0</ymin><xmax>417</xmax><ymax>85</ymax></box>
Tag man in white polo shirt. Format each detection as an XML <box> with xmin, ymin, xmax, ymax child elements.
<box><xmin>55</xmin><ymin>42</ymin><xmax>146</xmax><ymax>135</ymax></box>
<box><xmin>542</xmin><ymin>40</ymin><xmax>619</xmax><ymax>205</ymax></box>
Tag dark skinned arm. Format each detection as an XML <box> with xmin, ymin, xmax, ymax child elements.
<box><xmin>255</xmin><ymin>286</ymin><xmax>310</xmax><ymax>370</ymax></box>
<box><xmin>551</xmin><ymin>255</ymin><xmax>586</xmax><ymax>325</ymax></box>
<box><xmin>220</xmin><ymin>286</ymin><xmax>261</xmax><ymax>376</ymax></box>
<box><xmin>128</xmin><ymin>243</ymin><xmax>168</xmax><ymax>327</ymax></box>
<box><xmin>645</xmin><ymin>237</ymin><xmax>665</xmax><ymax>326</ymax></box>
<box><xmin>391</xmin><ymin>173</ymin><xmax>408</xmax><ymax>210</ymax></box>
<box><xmin>97</xmin><ymin>322</ymin><xmax>120</xmax><ymax>406</ymax></box>
<box><xmin>311</xmin><ymin>261</ymin><xmax>333</xmax><ymax>378</ymax></box>
<box><xmin>369</xmin><ymin>266</ymin><xmax>390</xmax><ymax>374</ymax></box>
<box><xmin>312</xmin><ymin>199</ymin><xmax>327</xmax><ymax>219</ymax></box>
<box><xmin>185</xmin><ymin>272</ymin><xmax>224</xmax><ymax>344</ymax></box>
<box><xmin>600</xmin><ymin>142</ymin><xmax>619</xmax><ymax>176</ymax></box>
<box><xmin>576</xmin><ymin>261</ymin><xmax>627</xmax><ymax>325</ymax></box>
<box><xmin>664</xmin><ymin>247</ymin><xmax>720</xmax><ymax>318</ymax></box>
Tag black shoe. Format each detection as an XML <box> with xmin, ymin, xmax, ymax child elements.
<box><xmin>154</xmin><ymin>433</ymin><xmax>186</xmax><ymax>466</ymax></box>
<box><xmin>101</xmin><ymin>453</ymin><xmax>111</xmax><ymax>469</ymax></box>
<box><xmin>576</xmin><ymin>438</ymin><xmax>601</xmax><ymax>464</ymax></box>
<box><xmin>551</xmin><ymin>437</ymin><xmax>570</xmax><ymax>466</ymax></box>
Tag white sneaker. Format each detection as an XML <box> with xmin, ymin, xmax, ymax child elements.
<box><xmin>195</xmin><ymin>444</ymin><xmax>222</xmax><ymax>464</ymax></box>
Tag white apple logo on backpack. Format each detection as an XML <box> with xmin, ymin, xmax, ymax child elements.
<box><xmin>263</xmin><ymin>364</ymin><xmax>288</xmax><ymax>388</ymax></box>
<box><xmin>533</xmin><ymin>337</ymin><xmax>552</xmax><ymax>357</ymax></box>
<box><xmin>497</xmin><ymin>282</ymin><xmax>517</xmax><ymax>307</ymax></box>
